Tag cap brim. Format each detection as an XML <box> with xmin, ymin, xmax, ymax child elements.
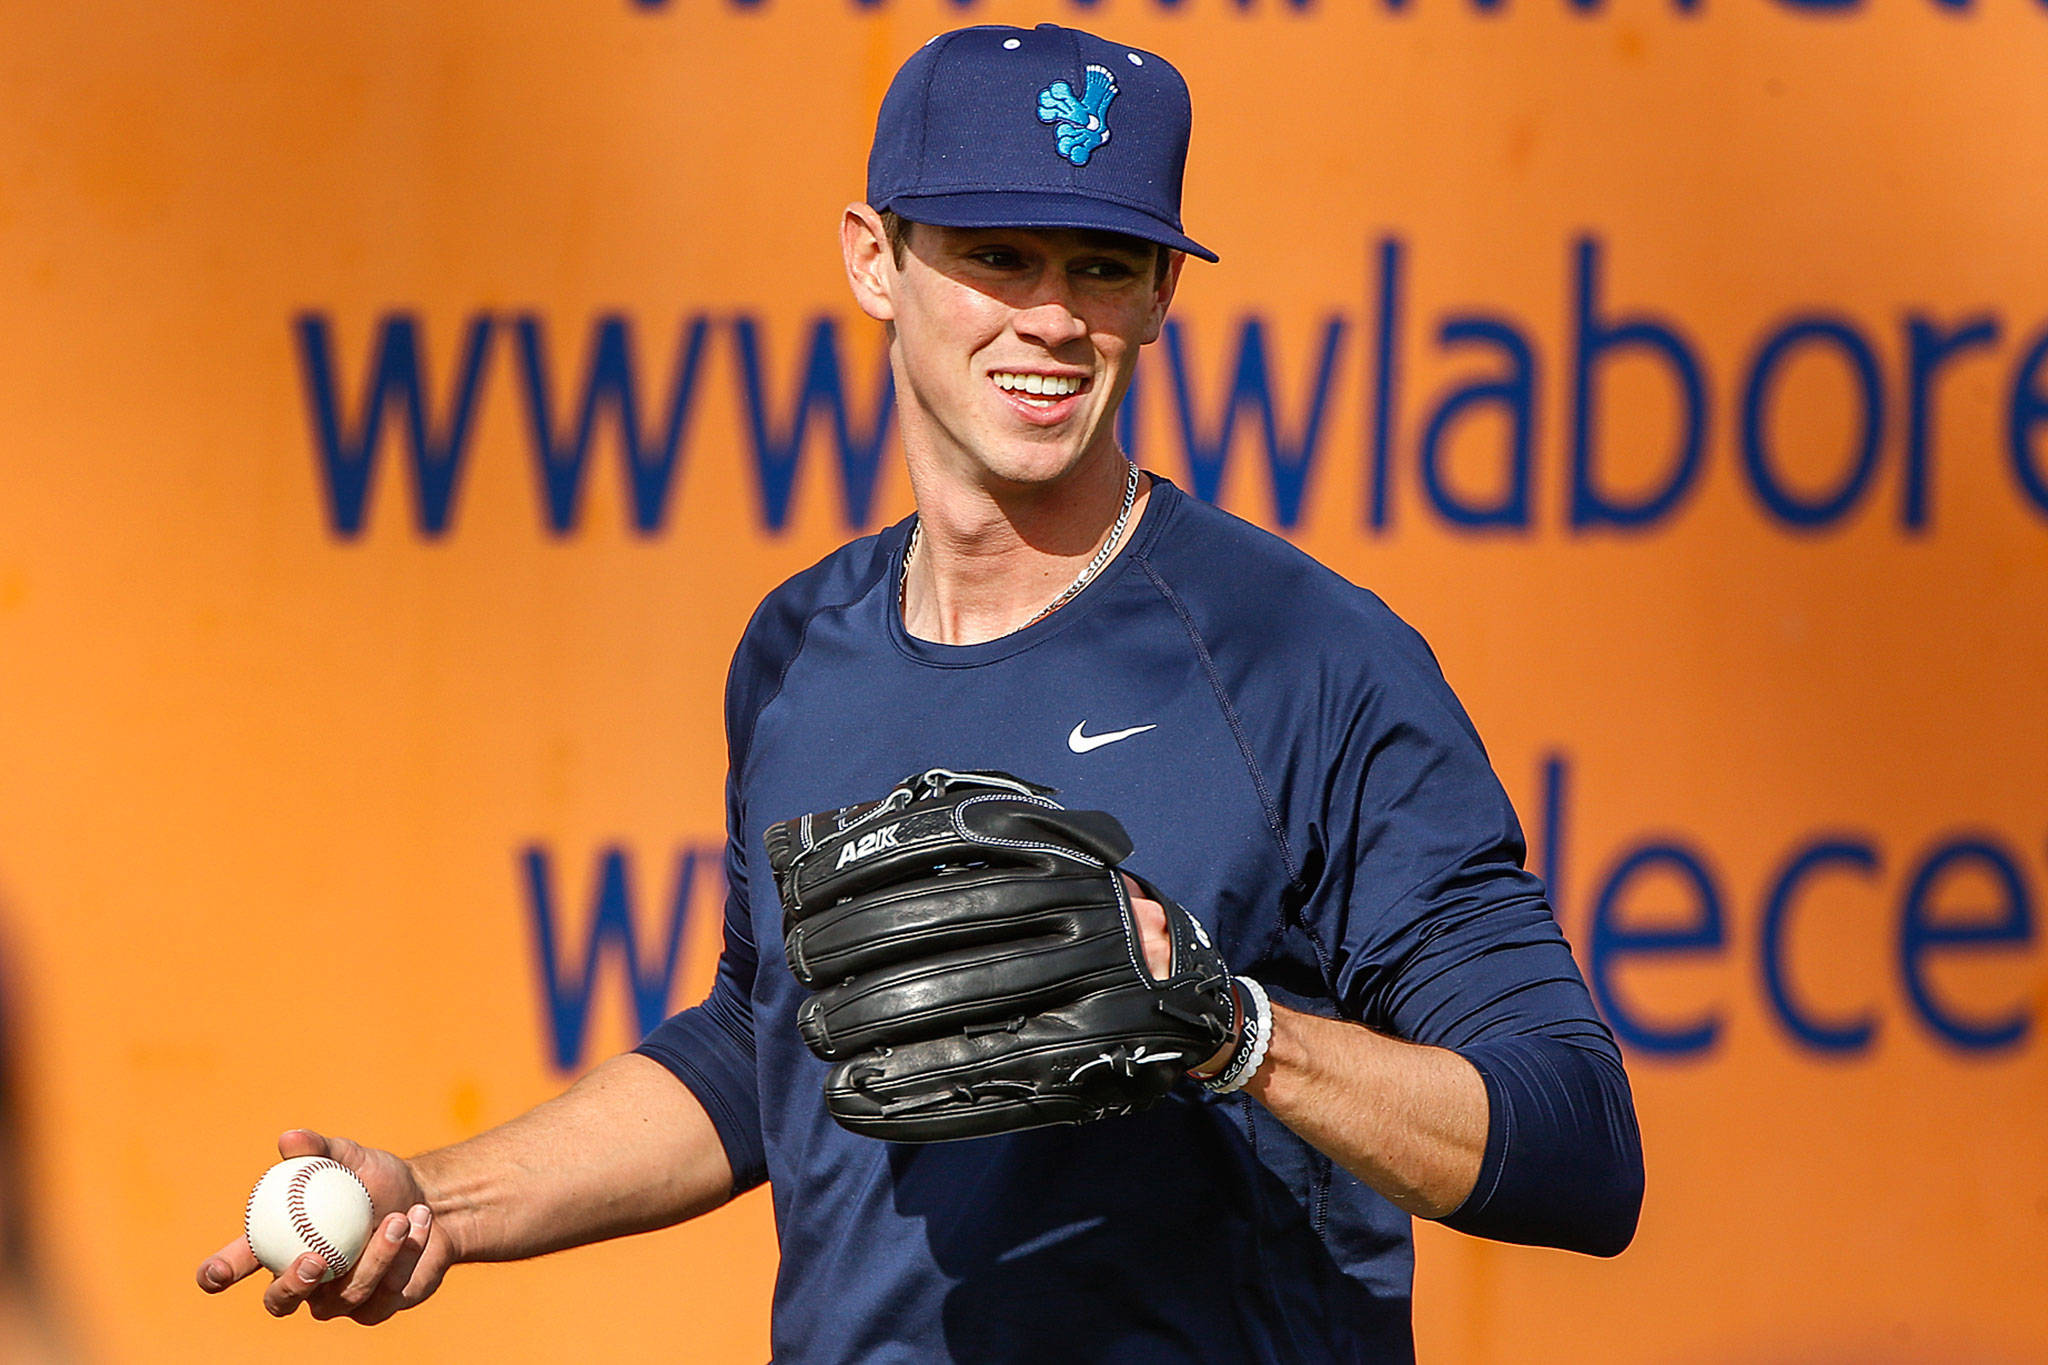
<box><xmin>885</xmin><ymin>190</ymin><xmax>1219</xmax><ymax>263</ymax></box>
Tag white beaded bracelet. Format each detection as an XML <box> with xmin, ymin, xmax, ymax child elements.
<box><xmin>1200</xmin><ymin>976</ymin><xmax>1273</xmax><ymax>1094</ymax></box>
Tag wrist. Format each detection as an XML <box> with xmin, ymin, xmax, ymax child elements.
<box><xmin>407</xmin><ymin>1149</ymin><xmax>478</xmax><ymax>1265</ymax></box>
<box><xmin>1195</xmin><ymin>976</ymin><xmax>1273</xmax><ymax>1094</ymax></box>
<box><xmin>1188</xmin><ymin>979</ymin><xmax>1243</xmax><ymax>1079</ymax></box>
<box><xmin>1237</xmin><ymin>1001</ymin><xmax>1301</xmax><ymax>1104</ymax></box>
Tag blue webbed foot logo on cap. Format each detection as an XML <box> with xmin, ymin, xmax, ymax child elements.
<box><xmin>1037</xmin><ymin>64</ymin><xmax>1118</xmax><ymax>167</ymax></box>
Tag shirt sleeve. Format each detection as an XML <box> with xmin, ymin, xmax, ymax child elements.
<box><xmin>1308</xmin><ymin>616</ymin><xmax>1644</xmax><ymax>1257</ymax></box>
<box><xmin>633</xmin><ymin>769</ymin><xmax>768</xmax><ymax>1194</ymax></box>
<box><xmin>632</xmin><ymin>624</ymin><xmax>778</xmax><ymax>1194</ymax></box>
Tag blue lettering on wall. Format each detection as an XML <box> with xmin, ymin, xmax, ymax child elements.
<box><xmin>1367</xmin><ymin>237</ymin><xmax>1404</xmax><ymax>531</ymax></box>
<box><xmin>1163</xmin><ymin>316</ymin><xmax>1346</xmax><ymax>528</ymax></box>
<box><xmin>1420</xmin><ymin>314</ymin><xmax>1537</xmax><ymax>530</ymax></box>
<box><xmin>2004</xmin><ymin>327</ymin><xmax>2048</xmax><ymax>519</ymax></box>
<box><xmin>1537</xmin><ymin>753</ymin><xmax>2043</xmax><ymax>1063</ymax></box>
<box><xmin>297</xmin><ymin>241</ymin><xmax>2048</xmax><ymax>541</ymax></box>
<box><xmin>1903</xmin><ymin>314</ymin><xmax>1998</xmax><ymax>531</ymax></box>
<box><xmin>296</xmin><ymin>313</ymin><xmax>495</xmax><ymax>538</ymax></box>
<box><xmin>511</xmin><ymin>314</ymin><xmax>710</xmax><ymax>536</ymax></box>
<box><xmin>1759</xmin><ymin>837</ymin><xmax>1881</xmax><ymax>1054</ymax></box>
<box><xmin>731</xmin><ymin>316</ymin><xmax>896</xmax><ymax>532</ymax></box>
<box><xmin>1740</xmin><ymin>315</ymin><xmax>1885</xmax><ymax>530</ymax></box>
<box><xmin>521</xmin><ymin>843</ymin><xmax>713</xmax><ymax>1072</ymax></box>
<box><xmin>1899</xmin><ymin>836</ymin><xmax>2034</xmax><ymax>1051</ymax></box>
<box><xmin>1586</xmin><ymin>840</ymin><xmax>1727</xmax><ymax>1056</ymax></box>
<box><xmin>1568</xmin><ymin>237</ymin><xmax>1709</xmax><ymax>532</ymax></box>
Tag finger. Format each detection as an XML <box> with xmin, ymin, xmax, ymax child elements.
<box><xmin>319</xmin><ymin>1132</ymin><xmax>376</xmax><ymax>1175</ymax></box>
<box><xmin>379</xmin><ymin>1207</ymin><xmax>435</xmax><ymax>1306</ymax></box>
<box><xmin>195</xmin><ymin>1234</ymin><xmax>260</xmax><ymax>1293</ymax></box>
<box><xmin>384</xmin><ymin>1204</ymin><xmax>433</xmax><ymax>1296</ymax></box>
<box><xmin>1120</xmin><ymin>875</ymin><xmax>1171</xmax><ymax>980</ymax></box>
<box><xmin>330</xmin><ymin>1211</ymin><xmax>411</xmax><ymax>1313</ymax></box>
<box><xmin>280</xmin><ymin>1127</ymin><xmax>376</xmax><ymax>1178</ymax></box>
<box><xmin>349</xmin><ymin>1204</ymin><xmax>435</xmax><ymax>1326</ymax></box>
<box><xmin>261</xmin><ymin>1252</ymin><xmax>330</xmax><ymax>1318</ymax></box>
<box><xmin>276</xmin><ymin>1128</ymin><xmax>328</xmax><ymax>1159</ymax></box>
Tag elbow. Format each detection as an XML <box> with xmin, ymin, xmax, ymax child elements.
<box><xmin>1465</xmin><ymin>1137</ymin><xmax>1642</xmax><ymax>1258</ymax></box>
<box><xmin>1451</xmin><ymin>1153</ymin><xmax>1643</xmax><ymax>1258</ymax></box>
<box><xmin>1575</xmin><ymin>1156</ymin><xmax>1644</xmax><ymax>1258</ymax></box>
<box><xmin>1564</xmin><ymin>1115</ymin><xmax>1645</xmax><ymax>1258</ymax></box>
<box><xmin>1444</xmin><ymin>1039</ymin><xmax>1646</xmax><ymax>1257</ymax></box>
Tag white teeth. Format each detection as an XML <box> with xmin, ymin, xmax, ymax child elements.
<box><xmin>992</xmin><ymin>372</ymin><xmax>1082</xmax><ymax>397</ymax></box>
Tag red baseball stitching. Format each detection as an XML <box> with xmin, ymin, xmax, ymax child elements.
<box><xmin>285</xmin><ymin>1159</ymin><xmax>360</xmax><ymax>1276</ymax></box>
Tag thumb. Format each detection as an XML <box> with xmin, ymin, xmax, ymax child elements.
<box><xmin>1120</xmin><ymin>874</ymin><xmax>1172</xmax><ymax>980</ymax></box>
<box><xmin>317</xmin><ymin>1133</ymin><xmax>375</xmax><ymax>1175</ymax></box>
<box><xmin>278</xmin><ymin>1129</ymin><xmax>375</xmax><ymax>1185</ymax></box>
<box><xmin>277</xmin><ymin>1128</ymin><xmax>328</xmax><ymax>1159</ymax></box>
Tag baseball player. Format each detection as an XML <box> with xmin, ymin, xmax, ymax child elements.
<box><xmin>199</xmin><ymin>24</ymin><xmax>1642</xmax><ymax>1360</ymax></box>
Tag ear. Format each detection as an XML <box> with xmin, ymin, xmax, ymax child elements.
<box><xmin>1138</xmin><ymin>250</ymin><xmax>1186</xmax><ymax>346</ymax></box>
<box><xmin>842</xmin><ymin>204</ymin><xmax>897</xmax><ymax>323</ymax></box>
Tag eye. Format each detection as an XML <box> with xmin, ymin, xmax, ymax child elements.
<box><xmin>1076</xmin><ymin>258</ymin><xmax>1141</xmax><ymax>282</ymax></box>
<box><xmin>967</xmin><ymin>246</ymin><xmax>1026</xmax><ymax>270</ymax></box>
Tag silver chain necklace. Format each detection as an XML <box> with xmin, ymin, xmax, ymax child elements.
<box><xmin>900</xmin><ymin>461</ymin><xmax>1141</xmax><ymax>633</ymax></box>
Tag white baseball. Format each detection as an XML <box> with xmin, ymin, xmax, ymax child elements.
<box><xmin>243</xmin><ymin>1156</ymin><xmax>374</xmax><ymax>1282</ymax></box>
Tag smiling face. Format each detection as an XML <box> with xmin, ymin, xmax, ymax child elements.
<box><xmin>843</xmin><ymin>210</ymin><xmax>1183</xmax><ymax>493</ymax></box>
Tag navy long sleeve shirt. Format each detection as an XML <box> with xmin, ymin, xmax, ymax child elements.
<box><xmin>640</xmin><ymin>476</ymin><xmax>1642</xmax><ymax>1363</ymax></box>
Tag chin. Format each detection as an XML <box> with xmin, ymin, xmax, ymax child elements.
<box><xmin>974</xmin><ymin>421</ymin><xmax>1117</xmax><ymax>485</ymax></box>
<box><xmin>974</xmin><ymin>443</ymin><xmax>1097</xmax><ymax>491</ymax></box>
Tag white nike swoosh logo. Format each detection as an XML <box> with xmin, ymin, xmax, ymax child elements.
<box><xmin>1068</xmin><ymin>722</ymin><xmax>1158</xmax><ymax>754</ymax></box>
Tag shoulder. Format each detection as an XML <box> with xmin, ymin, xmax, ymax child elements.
<box><xmin>1136</xmin><ymin>486</ymin><xmax>1509</xmax><ymax>860</ymax></box>
<box><xmin>1137</xmin><ymin>480</ymin><xmax>1443</xmax><ymax>692</ymax></box>
<box><xmin>725</xmin><ymin>523</ymin><xmax>901</xmax><ymax>756</ymax></box>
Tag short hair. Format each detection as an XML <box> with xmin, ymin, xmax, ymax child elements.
<box><xmin>878</xmin><ymin>209</ymin><xmax>1174</xmax><ymax>284</ymax></box>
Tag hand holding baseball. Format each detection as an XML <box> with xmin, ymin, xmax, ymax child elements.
<box><xmin>196</xmin><ymin>1129</ymin><xmax>450</xmax><ymax>1324</ymax></box>
<box><xmin>244</xmin><ymin>1156</ymin><xmax>373</xmax><ymax>1281</ymax></box>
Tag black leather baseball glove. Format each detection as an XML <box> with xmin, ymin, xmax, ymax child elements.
<box><xmin>763</xmin><ymin>768</ymin><xmax>1245</xmax><ymax>1142</ymax></box>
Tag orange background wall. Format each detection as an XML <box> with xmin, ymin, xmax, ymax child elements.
<box><xmin>0</xmin><ymin>1</ymin><xmax>2042</xmax><ymax>1361</ymax></box>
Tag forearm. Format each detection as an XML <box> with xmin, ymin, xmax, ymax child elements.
<box><xmin>1241</xmin><ymin>1004</ymin><xmax>1486</xmax><ymax>1219</ymax></box>
<box><xmin>412</xmin><ymin>1053</ymin><xmax>735</xmax><ymax>1265</ymax></box>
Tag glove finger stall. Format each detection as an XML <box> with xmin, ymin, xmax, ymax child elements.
<box><xmin>796</xmin><ymin>925</ymin><xmax>1138</xmax><ymax>1060</ymax></box>
<box><xmin>822</xmin><ymin>989</ymin><xmax>1202</xmax><ymax>1141</ymax></box>
<box><xmin>784</xmin><ymin>867</ymin><xmax>1113</xmax><ymax>986</ymax></box>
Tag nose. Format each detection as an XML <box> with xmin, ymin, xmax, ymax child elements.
<box><xmin>1011</xmin><ymin>285</ymin><xmax>1089</xmax><ymax>351</ymax></box>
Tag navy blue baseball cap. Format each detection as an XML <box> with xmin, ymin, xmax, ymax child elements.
<box><xmin>867</xmin><ymin>24</ymin><xmax>1218</xmax><ymax>263</ymax></box>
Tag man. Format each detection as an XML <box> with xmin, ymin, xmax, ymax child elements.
<box><xmin>199</xmin><ymin>24</ymin><xmax>1641</xmax><ymax>1359</ymax></box>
